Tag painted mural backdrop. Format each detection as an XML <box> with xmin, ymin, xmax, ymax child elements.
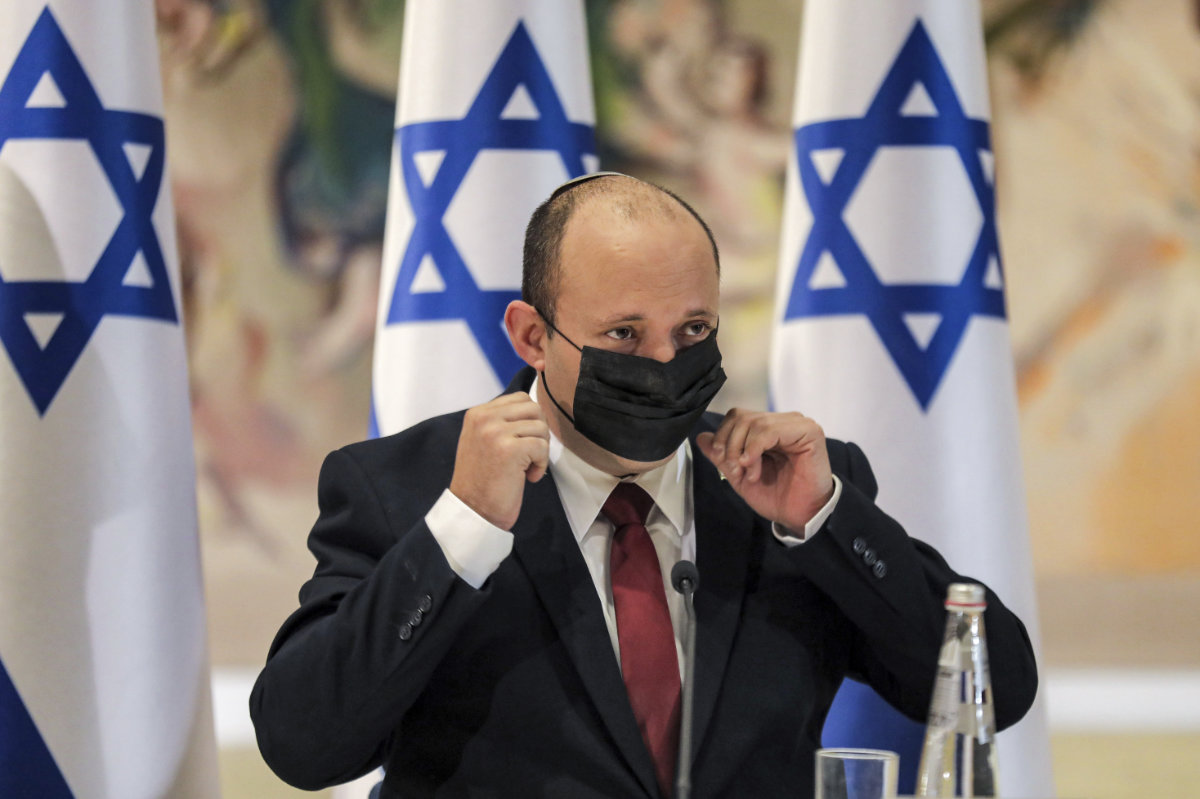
<box><xmin>152</xmin><ymin>0</ymin><xmax>1200</xmax><ymax>664</ymax></box>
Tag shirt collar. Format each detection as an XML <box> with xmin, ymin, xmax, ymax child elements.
<box><xmin>531</xmin><ymin>376</ymin><xmax>691</xmax><ymax>543</ymax></box>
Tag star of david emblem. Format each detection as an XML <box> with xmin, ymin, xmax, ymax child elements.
<box><xmin>384</xmin><ymin>21</ymin><xmax>597</xmax><ymax>385</ymax></box>
<box><xmin>0</xmin><ymin>8</ymin><xmax>177</xmax><ymax>415</ymax></box>
<box><xmin>782</xmin><ymin>21</ymin><xmax>1007</xmax><ymax>410</ymax></box>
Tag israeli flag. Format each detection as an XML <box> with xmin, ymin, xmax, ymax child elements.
<box><xmin>0</xmin><ymin>2</ymin><xmax>218</xmax><ymax>797</ymax></box>
<box><xmin>370</xmin><ymin>0</ymin><xmax>598</xmax><ymax>436</ymax></box>
<box><xmin>770</xmin><ymin>2</ymin><xmax>1054</xmax><ymax>795</ymax></box>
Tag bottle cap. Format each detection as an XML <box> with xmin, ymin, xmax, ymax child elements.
<box><xmin>945</xmin><ymin>582</ymin><xmax>987</xmax><ymax>609</ymax></box>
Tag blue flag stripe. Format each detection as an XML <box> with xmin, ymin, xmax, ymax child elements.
<box><xmin>0</xmin><ymin>655</ymin><xmax>74</xmax><ymax>798</ymax></box>
<box><xmin>822</xmin><ymin>679</ymin><xmax>925</xmax><ymax>795</ymax></box>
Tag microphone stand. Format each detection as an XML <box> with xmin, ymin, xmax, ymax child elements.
<box><xmin>671</xmin><ymin>561</ymin><xmax>699</xmax><ymax>799</ymax></box>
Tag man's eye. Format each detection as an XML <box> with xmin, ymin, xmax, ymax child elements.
<box><xmin>683</xmin><ymin>322</ymin><xmax>711</xmax><ymax>337</ymax></box>
<box><xmin>605</xmin><ymin>327</ymin><xmax>635</xmax><ymax>341</ymax></box>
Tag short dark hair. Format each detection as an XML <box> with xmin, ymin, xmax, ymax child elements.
<box><xmin>521</xmin><ymin>174</ymin><xmax>720</xmax><ymax>327</ymax></box>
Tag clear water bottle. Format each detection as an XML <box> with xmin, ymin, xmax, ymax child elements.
<box><xmin>914</xmin><ymin>583</ymin><xmax>998</xmax><ymax>797</ymax></box>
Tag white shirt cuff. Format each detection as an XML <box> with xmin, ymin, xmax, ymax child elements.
<box><xmin>772</xmin><ymin>474</ymin><xmax>843</xmax><ymax>547</ymax></box>
<box><xmin>425</xmin><ymin>489</ymin><xmax>514</xmax><ymax>589</ymax></box>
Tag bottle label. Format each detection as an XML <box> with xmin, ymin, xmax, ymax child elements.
<box><xmin>926</xmin><ymin>664</ymin><xmax>960</xmax><ymax>731</ymax></box>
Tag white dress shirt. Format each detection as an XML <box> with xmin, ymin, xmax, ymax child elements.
<box><xmin>423</xmin><ymin>377</ymin><xmax>843</xmax><ymax>674</ymax></box>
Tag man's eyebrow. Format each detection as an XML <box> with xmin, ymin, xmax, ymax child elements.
<box><xmin>597</xmin><ymin>313</ymin><xmax>646</xmax><ymax>326</ymax></box>
<box><xmin>676</xmin><ymin>309</ymin><xmax>719</xmax><ymax>323</ymax></box>
<box><xmin>596</xmin><ymin>309</ymin><xmax>717</xmax><ymax>326</ymax></box>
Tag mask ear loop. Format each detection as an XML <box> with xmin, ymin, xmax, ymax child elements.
<box><xmin>534</xmin><ymin>308</ymin><xmax>580</xmax><ymax>425</ymax></box>
<box><xmin>536</xmin><ymin>309</ymin><xmax>583</xmax><ymax>353</ymax></box>
<box><xmin>539</xmin><ymin>371</ymin><xmax>575</xmax><ymax>426</ymax></box>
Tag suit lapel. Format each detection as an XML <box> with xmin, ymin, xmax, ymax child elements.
<box><xmin>689</xmin><ymin>442</ymin><xmax>754</xmax><ymax>760</ymax></box>
<box><xmin>510</xmin><ymin>473</ymin><xmax>661</xmax><ymax>798</ymax></box>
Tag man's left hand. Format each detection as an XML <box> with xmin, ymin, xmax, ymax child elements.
<box><xmin>696</xmin><ymin>409</ymin><xmax>835</xmax><ymax>534</ymax></box>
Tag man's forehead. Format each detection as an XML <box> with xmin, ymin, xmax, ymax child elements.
<box><xmin>537</xmin><ymin>173</ymin><xmax>720</xmax><ymax>315</ymax></box>
<box><xmin>556</xmin><ymin>209</ymin><xmax>719</xmax><ymax>307</ymax></box>
<box><xmin>563</xmin><ymin>191</ymin><xmax>701</xmax><ymax>253</ymax></box>
<box><xmin>562</xmin><ymin>211</ymin><xmax>707</xmax><ymax>271</ymax></box>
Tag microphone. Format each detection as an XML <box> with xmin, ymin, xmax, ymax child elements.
<box><xmin>670</xmin><ymin>560</ymin><xmax>699</xmax><ymax>799</ymax></box>
<box><xmin>671</xmin><ymin>560</ymin><xmax>699</xmax><ymax>595</ymax></box>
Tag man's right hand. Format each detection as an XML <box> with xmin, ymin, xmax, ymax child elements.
<box><xmin>449</xmin><ymin>392</ymin><xmax>550</xmax><ymax>530</ymax></box>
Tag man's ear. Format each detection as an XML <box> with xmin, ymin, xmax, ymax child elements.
<box><xmin>505</xmin><ymin>300</ymin><xmax>547</xmax><ymax>371</ymax></box>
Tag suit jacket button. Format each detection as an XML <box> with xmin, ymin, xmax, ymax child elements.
<box><xmin>411</xmin><ymin>609</ymin><xmax>424</xmax><ymax>627</ymax></box>
<box><xmin>863</xmin><ymin>549</ymin><xmax>877</xmax><ymax>566</ymax></box>
<box><xmin>852</xmin><ymin>537</ymin><xmax>867</xmax><ymax>555</ymax></box>
<box><xmin>872</xmin><ymin>561</ymin><xmax>887</xmax><ymax>579</ymax></box>
<box><xmin>418</xmin><ymin>594</ymin><xmax>433</xmax><ymax>613</ymax></box>
<box><xmin>398</xmin><ymin>622</ymin><xmax>413</xmax><ymax>641</ymax></box>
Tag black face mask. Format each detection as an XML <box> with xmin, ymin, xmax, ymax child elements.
<box><xmin>539</xmin><ymin>319</ymin><xmax>727</xmax><ymax>462</ymax></box>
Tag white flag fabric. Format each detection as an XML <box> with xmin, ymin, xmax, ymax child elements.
<box><xmin>770</xmin><ymin>2</ymin><xmax>1054</xmax><ymax>796</ymax></box>
<box><xmin>0</xmin><ymin>2</ymin><xmax>218</xmax><ymax>797</ymax></box>
<box><xmin>370</xmin><ymin>0</ymin><xmax>598</xmax><ymax>436</ymax></box>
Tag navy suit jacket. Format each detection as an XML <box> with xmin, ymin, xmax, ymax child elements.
<box><xmin>250</xmin><ymin>368</ymin><xmax>1036</xmax><ymax>798</ymax></box>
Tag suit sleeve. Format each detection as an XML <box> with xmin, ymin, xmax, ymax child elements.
<box><xmin>792</xmin><ymin>440</ymin><xmax>1038</xmax><ymax>731</ymax></box>
<box><xmin>249</xmin><ymin>446</ymin><xmax>493</xmax><ymax>790</ymax></box>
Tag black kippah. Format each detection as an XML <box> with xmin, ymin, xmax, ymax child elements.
<box><xmin>547</xmin><ymin>170</ymin><xmax>629</xmax><ymax>202</ymax></box>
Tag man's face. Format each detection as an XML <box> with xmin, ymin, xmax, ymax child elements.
<box><xmin>539</xmin><ymin>203</ymin><xmax>720</xmax><ymax>474</ymax></box>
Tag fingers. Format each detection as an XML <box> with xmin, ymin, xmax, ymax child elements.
<box><xmin>698</xmin><ymin>416</ymin><xmax>742</xmax><ymax>482</ymax></box>
<box><xmin>526</xmin><ymin>456</ymin><xmax>548</xmax><ymax>484</ymax></box>
<box><xmin>466</xmin><ymin>396</ymin><xmax>549</xmax><ymax>463</ymax></box>
<box><xmin>701</xmin><ymin>410</ymin><xmax>835</xmax><ymax>531</ymax></box>
<box><xmin>451</xmin><ymin>392</ymin><xmax>551</xmax><ymax>529</ymax></box>
<box><xmin>506</xmin><ymin>418</ymin><xmax>551</xmax><ymax>441</ymax></box>
<box><xmin>463</xmin><ymin>394</ymin><xmax>546</xmax><ymax>434</ymax></box>
<box><xmin>492</xmin><ymin>393</ymin><xmax>550</xmax><ymax>479</ymax></box>
<box><xmin>703</xmin><ymin>409</ymin><xmax>820</xmax><ymax>483</ymax></box>
<box><xmin>705</xmin><ymin>408</ymin><xmax>759</xmax><ymax>482</ymax></box>
<box><xmin>740</xmin><ymin>418</ymin><xmax>789</xmax><ymax>482</ymax></box>
<box><xmin>485</xmin><ymin>391</ymin><xmax>550</xmax><ymax>423</ymax></box>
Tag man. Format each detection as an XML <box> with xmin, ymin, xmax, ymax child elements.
<box><xmin>251</xmin><ymin>174</ymin><xmax>1037</xmax><ymax>798</ymax></box>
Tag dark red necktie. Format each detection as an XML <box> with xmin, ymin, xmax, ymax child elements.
<box><xmin>604</xmin><ymin>482</ymin><xmax>681</xmax><ymax>797</ymax></box>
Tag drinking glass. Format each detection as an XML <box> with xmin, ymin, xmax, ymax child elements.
<box><xmin>815</xmin><ymin>748</ymin><xmax>899</xmax><ymax>799</ymax></box>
